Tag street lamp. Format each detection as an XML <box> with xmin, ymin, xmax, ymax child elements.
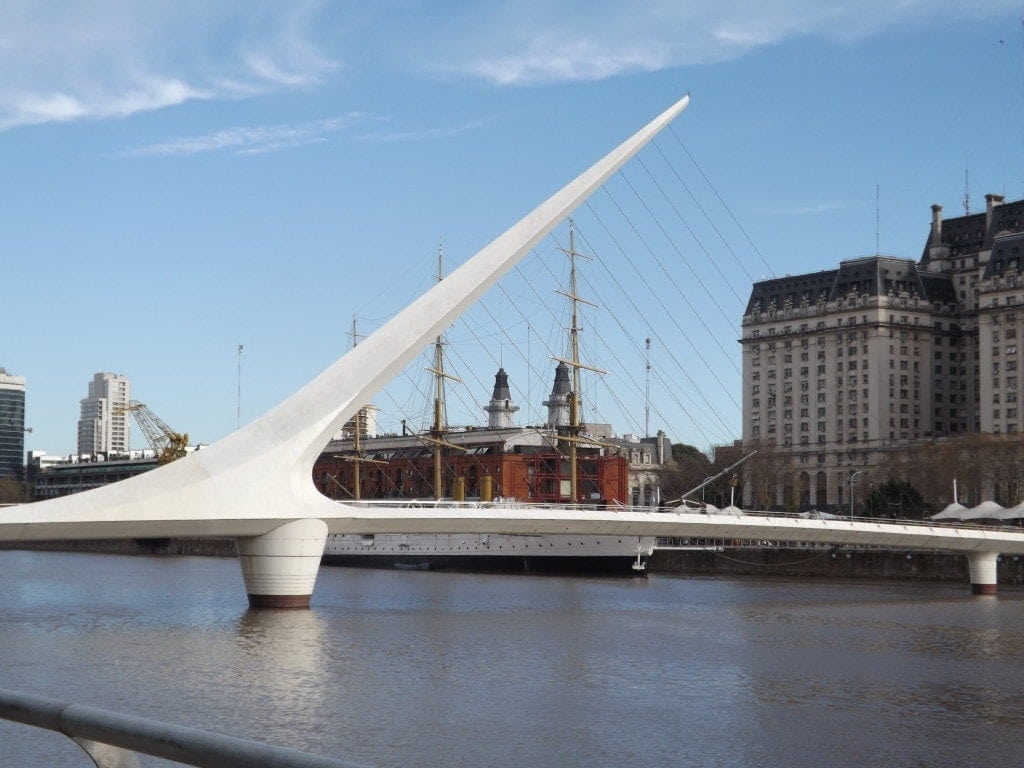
<box><xmin>849</xmin><ymin>471</ymin><xmax>864</xmax><ymax>519</ymax></box>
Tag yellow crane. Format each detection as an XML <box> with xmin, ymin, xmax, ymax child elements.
<box><xmin>117</xmin><ymin>400</ymin><xmax>190</xmax><ymax>464</ymax></box>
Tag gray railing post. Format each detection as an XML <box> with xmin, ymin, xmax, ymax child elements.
<box><xmin>72</xmin><ymin>738</ymin><xmax>141</xmax><ymax>768</ymax></box>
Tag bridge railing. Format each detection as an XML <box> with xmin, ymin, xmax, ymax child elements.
<box><xmin>0</xmin><ymin>687</ymin><xmax>367</xmax><ymax>768</ymax></box>
<box><xmin>337</xmin><ymin>498</ymin><xmax>1024</xmax><ymax>533</ymax></box>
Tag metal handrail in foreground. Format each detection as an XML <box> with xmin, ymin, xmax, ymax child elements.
<box><xmin>0</xmin><ymin>688</ymin><xmax>368</xmax><ymax>768</ymax></box>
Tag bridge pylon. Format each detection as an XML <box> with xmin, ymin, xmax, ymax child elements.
<box><xmin>966</xmin><ymin>551</ymin><xmax>999</xmax><ymax>595</ymax></box>
<box><xmin>236</xmin><ymin>519</ymin><xmax>328</xmax><ymax>609</ymax></box>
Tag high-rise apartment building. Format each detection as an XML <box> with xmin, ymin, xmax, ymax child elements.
<box><xmin>77</xmin><ymin>372</ymin><xmax>131</xmax><ymax>456</ymax></box>
<box><xmin>0</xmin><ymin>368</ymin><xmax>27</xmax><ymax>481</ymax></box>
<box><xmin>741</xmin><ymin>194</ymin><xmax>1024</xmax><ymax>508</ymax></box>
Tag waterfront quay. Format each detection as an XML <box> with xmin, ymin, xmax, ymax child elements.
<box><xmin>6</xmin><ymin>536</ymin><xmax>1024</xmax><ymax>585</ymax></box>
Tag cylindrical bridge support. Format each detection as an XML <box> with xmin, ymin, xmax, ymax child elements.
<box><xmin>236</xmin><ymin>519</ymin><xmax>328</xmax><ymax>609</ymax></box>
<box><xmin>967</xmin><ymin>551</ymin><xmax>999</xmax><ymax>596</ymax></box>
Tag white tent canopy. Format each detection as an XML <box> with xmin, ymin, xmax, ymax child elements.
<box><xmin>961</xmin><ymin>500</ymin><xmax>1007</xmax><ymax>521</ymax></box>
<box><xmin>931</xmin><ymin>502</ymin><xmax>968</xmax><ymax>521</ymax></box>
<box><xmin>999</xmin><ymin>501</ymin><xmax>1024</xmax><ymax>521</ymax></box>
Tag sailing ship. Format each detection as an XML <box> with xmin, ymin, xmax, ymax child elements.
<box><xmin>317</xmin><ymin>230</ymin><xmax>659</xmax><ymax>575</ymax></box>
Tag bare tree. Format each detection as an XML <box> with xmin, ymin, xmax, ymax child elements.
<box><xmin>741</xmin><ymin>440</ymin><xmax>791</xmax><ymax>510</ymax></box>
<box><xmin>0</xmin><ymin>478</ymin><xmax>29</xmax><ymax>504</ymax></box>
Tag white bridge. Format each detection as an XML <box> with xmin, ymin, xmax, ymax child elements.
<box><xmin>3</xmin><ymin>92</ymin><xmax>1021</xmax><ymax>606</ymax></box>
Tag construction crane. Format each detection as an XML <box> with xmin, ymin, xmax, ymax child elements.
<box><xmin>117</xmin><ymin>400</ymin><xmax>189</xmax><ymax>464</ymax></box>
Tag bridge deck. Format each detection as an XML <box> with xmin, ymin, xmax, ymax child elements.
<box><xmin>1</xmin><ymin>501</ymin><xmax>1022</xmax><ymax>555</ymax></box>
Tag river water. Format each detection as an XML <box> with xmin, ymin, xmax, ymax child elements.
<box><xmin>1</xmin><ymin>550</ymin><xmax>1023</xmax><ymax>767</ymax></box>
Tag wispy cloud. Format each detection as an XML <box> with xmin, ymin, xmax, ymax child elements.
<box><xmin>0</xmin><ymin>1</ymin><xmax>338</xmax><ymax>130</ymax></box>
<box><xmin>116</xmin><ymin>112</ymin><xmax>481</xmax><ymax>157</ymax></box>
<box><xmin>757</xmin><ymin>202</ymin><xmax>856</xmax><ymax>216</ymax></box>
<box><xmin>6</xmin><ymin>1</ymin><xmax>1018</xmax><ymax>129</ymax></box>
<box><xmin>357</xmin><ymin>119</ymin><xmax>489</xmax><ymax>144</ymax></box>
<box><xmin>430</xmin><ymin>0</ymin><xmax>1020</xmax><ymax>86</ymax></box>
<box><xmin>118</xmin><ymin>114</ymin><xmax>371</xmax><ymax>157</ymax></box>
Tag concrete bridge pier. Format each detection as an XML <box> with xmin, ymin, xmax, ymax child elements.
<box><xmin>236</xmin><ymin>519</ymin><xmax>328</xmax><ymax>609</ymax></box>
<box><xmin>967</xmin><ymin>551</ymin><xmax>999</xmax><ymax>595</ymax></box>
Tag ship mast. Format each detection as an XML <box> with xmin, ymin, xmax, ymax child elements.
<box><xmin>556</xmin><ymin>217</ymin><xmax>600</xmax><ymax>503</ymax></box>
<box><xmin>432</xmin><ymin>241</ymin><xmax>446</xmax><ymax>498</ymax></box>
<box><xmin>347</xmin><ymin>313</ymin><xmax>366</xmax><ymax>500</ymax></box>
<box><xmin>429</xmin><ymin>240</ymin><xmax>458</xmax><ymax>499</ymax></box>
<box><xmin>568</xmin><ymin>222</ymin><xmax>582</xmax><ymax>502</ymax></box>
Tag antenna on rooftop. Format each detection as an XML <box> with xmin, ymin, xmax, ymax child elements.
<box><xmin>875</xmin><ymin>184</ymin><xmax>880</xmax><ymax>255</ymax></box>
<box><xmin>963</xmin><ymin>166</ymin><xmax>971</xmax><ymax>215</ymax></box>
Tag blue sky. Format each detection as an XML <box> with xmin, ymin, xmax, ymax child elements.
<box><xmin>3</xmin><ymin>0</ymin><xmax>1023</xmax><ymax>455</ymax></box>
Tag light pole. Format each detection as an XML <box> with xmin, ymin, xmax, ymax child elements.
<box><xmin>849</xmin><ymin>471</ymin><xmax>864</xmax><ymax>519</ymax></box>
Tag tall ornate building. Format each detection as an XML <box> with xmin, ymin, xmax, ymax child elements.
<box><xmin>77</xmin><ymin>372</ymin><xmax>131</xmax><ymax>457</ymax></box>
<box><xmin>741</xmin><ymin>194</ymin><xmax>1024</xmax><ymax>509</ymax></box>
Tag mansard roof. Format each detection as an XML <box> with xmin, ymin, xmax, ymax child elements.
<box><xmin>983</xmin><ymin>231</ymin><xmax>1024</xmax><ymax>280</ymax></box>
<box><xmin>745</xmin><ymin>256</ymin><xmax>955</xmax><ymax>315</ymax></box>
<box><xmin>744</xmin><ymin>268</ymin><xmax>836</xmax><ymax>315</ymax></box>
<box><xmin>920</xmin><ymin>198</ymin><xmax>1024</xmax><ymax>263</ymax></box>
<box><xmin>989</xmin><ymin>199</ymin><xmax>1024</xmax><ymax>237</ymax></box>
<box><xmin>925</xmin><ymin>211</ymin><xmax>987</xmax><ymax>261</ymax></box>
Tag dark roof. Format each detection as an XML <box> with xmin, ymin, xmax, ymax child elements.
<box><xmin>982</xmin><ymin>232</ymin><xmax>1024</xmax><ymax>280</ymax></box>
<box><xmin>989</xmin><ymin>200</ymin><xmax>1024</xmax><ymax>237</ymax></box>
<box><xmin>745</xmin><ymin>256</ymin><xmax>955</xmax><ymax>315</ymax></box>
<box><xmin>744</xmin><ymin>268</ymin><xmax>836</xmax><ymax>315</ymax></box>
<box><xmin>549</xmin><ymin>361</ymin><xmax>570</xmax><ymax>396</ymax></box>
<box><xmin>490</xmin><ymin>367</ymin><xmax>512</xmax><ymax>401</ymax></box>
<box><xmin>920</xmin><ymin>198</ymin><xmax>1024</xmax><ymax>263</ymax></box>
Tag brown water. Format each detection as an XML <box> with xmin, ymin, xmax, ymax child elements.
<box><xmin>1</xmin><ymin>550</ymin><xmax>1022</xmax><ymax>767</ymax></box>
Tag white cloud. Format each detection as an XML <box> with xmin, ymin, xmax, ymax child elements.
<box><xmin>116</xmin><ymin>112</ymin><xmax>480</xmax><ymax>157</ymax></box>
<box><xmin>432</xmin><ymin>0</ymin><xmax>1020</xmax><ymax>86</ymax></box>
<box><xmin>119</xmin><ymin>114</ymin><xmax>370</xmax><ymax>157</ymax></box>
<box><xmin>357</xmin><ymin>119</ymin><xmax>489</xmax><ymax>144</ymax></box>
<box><xmin>758</xmin><ymin>202</ymin><xmax>855</xmax><ymax>216</ymax></box>
<box><xmin>0</xmin><ymin>1</ymin><xmax>337</xmax><ymax>130</ymax></box>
